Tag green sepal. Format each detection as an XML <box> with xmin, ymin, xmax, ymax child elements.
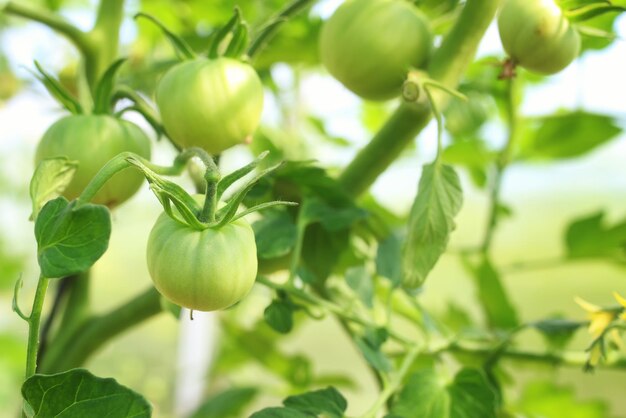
<box><xmin>208</xmin><ymin>7</ymin><xmax>243</xmax><ymax>59</ymax></box>
<box><xmin>216</xmin><ymin>151</ymin><xmax>268</xmax><ymax>200</ymax></box>
<box><xmin>224</xmin><ymin>22</ymin><xmax>250</xmax><ymax>59</ymax></box>
<box><xmin>31</xmin><ymin>61</ymin><xmax>83</xmax><ymax>114</ymax></box>
<box><xmin>134</xmin><ymin>13</ymin><xmax>195</xmax><ymax>60</ymax></box>
<box><xmin>93</xmin><ymin>58</ymin><xmax>126</xmax><ymax>114</ymax></box>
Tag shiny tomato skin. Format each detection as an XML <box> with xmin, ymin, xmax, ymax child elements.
<box><xmin>498</xmin><ymin>0</ymin><xmax>580</xmax><ymax>75</ymax></box>
<box><xmin>156</xmin><ymin>58</ymin><xmax>264</xmax><ymax>154</ymax></box>
<box><xmin>35</xmin><ymin>114</ymin><xmax>151</xmax><ymax>207</ymax></box>
<box><xmin>146</xmin><ymin>208</ymin><xmax>258</xmax><ymax>312</ymax></box>
<box><xmin>320</xmin><ymin>0</ymin><xmax>432</xmax><ymax>101</ymax></box>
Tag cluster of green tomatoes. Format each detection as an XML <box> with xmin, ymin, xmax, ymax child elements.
<box><xmin>33</xmin><ymin>0</ymin><xmax>580</xmax><ymax>313</ymax></box>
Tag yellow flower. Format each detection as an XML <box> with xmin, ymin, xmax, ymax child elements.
<box><xmin>613</xmin><ymin>292</ymin><xmax>626</xmax><ymax>321</ymax></box>
<box><xmin>575</xmin><ymin>297</ymin><xmax>617</xmax><ymax>338</ymax></box>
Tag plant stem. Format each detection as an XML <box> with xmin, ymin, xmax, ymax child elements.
<box><xmin>25</xmin><ymin>277</ymin><xmax>49</xmax><ymax>378</ymax></box>
<box><xmin>338</xmin><ymin>0</ymin><xmax>502</xmax><ymax>198</ymax></box>
<box><xmin>481</xmin><ymin>77</ymin><xmax>519</xmax><ymax>253</ymax></box>
<box><xmin>360</xmin><ymin>345</ymin><xmax>421</xmax><ymax>418</ymax></box>
<box><xmin>257</xmin><ymin>277</ymin><xmax>413</xmax><ymax>346</ymax></box>
<box><xmin>37</xmin><ymin>275</ymin><xmax>76</xmax><ymax>364</ymax></box>
<box><xmin>84</xmin><ymin>0</ymin><xmax>126</xmax><ymax>87</ymax></box>
<box><xmin>4</xmin><ymin>2</ymin><xmax>92</xmax><ymax>58</ymax></box>
<box><xmin>40</xmin><ymin>287</ymin><xmax>162</xmax><ymax>373</ymax></box>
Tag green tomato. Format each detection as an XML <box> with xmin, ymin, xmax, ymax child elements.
<box><xmin>320</xmin><ymin>0</ymin><xmax>432</xmax><ymax>101</ymax></box>
<box><xmin>146</xmin><ymin>201</ymin><xmax>258</xmax><ymax>312</ymax></box>
<box><xmin>498</xmin><ymin>0</ymin><xmax>580</xmax><ymax>75</ymax></box>
<box><xmin>35</xmin><ymin>114</ymin><xmax>151</xmax><ymax>207</ymax></box>
<box><xmin>156</xmin><ymin>57</ymin><xmax>264</xmax><ymax>155</ymax></box>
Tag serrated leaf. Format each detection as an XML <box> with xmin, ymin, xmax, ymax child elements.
<box><xmin>402</xmin><ymin>163</ymin><xmax>463</xmax><ymax>288</ymax></box>
<box><xmin>190</xmin><ymin>387</ymin><xmax>257</xmax><ymax>418</ymax></box>
<box><xmin>21</xmin><ymin>368</ymin><xmax>151</xmax><ymax>417</ymax></box>
<box><xmin>35</xmin><ymin>197</ymin><xmax>111</xmax><ymax>278</ymax></box>
<box><xmin>565</xmin><ymin>211</ymin><xmax>626</xmax><ymax>261</ymax></box>
<box><xmin>264</xmin><ymin>299</ymin><xmax>294</xmax><ymax>334</ymax></box>
<box><xmin>391</xmin><ymin>368</ymin><xmax>497</xmax><ymax>418</ymax></box>
<box><xmin>29</xmin><ymin>157</ymin><xmax>78</xmax><ymax>221</ymax></box>
<box><xmin>282</xmin><ymin>387</ymin><xmax>347</xmax><ymax>418</ymax></box>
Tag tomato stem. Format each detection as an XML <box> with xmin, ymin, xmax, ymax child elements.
<box><xmin>24</xmin><ymin>276</ymin><xmax>49</xmax><ymax>379</ymax></box>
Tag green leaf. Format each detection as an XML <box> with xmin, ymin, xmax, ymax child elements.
<box><xmin>190</xmin><ymin>387</ymin><xmax>258</xmax><ymax>418</ymax></box>
<box><xmin>253</xmin><ymin>210</ymin><xmax>298</xmax><ymax>259</ymax></box>
<box><xmin>355</xmin><ymin>335</ymin><xmax>392</xmax><ymax>373</ymax></box>
<box><xmin>532</xmin><ymin>318</ymin><xmax>584</xmax><ymax>350</ymax></box>
<box><xmin>520</xmin><ymin>111</ymin><xmax>622</xmax><ymax>160</ymax></box>
<box><xmin>282</xmin><ymin>387</ymin><xmax>347</xmax><ymax>418</ymax></box>
<box><xmin>345</xmin><ymin>266</ymin><xmax>374</xmax><ymax>308</ymax></box>
<box><xmin>402</xmin><ymin>163</ymin><xmax>463</xmax><ymax>288</ymax></box>
<box><xmin>464</xmin><ymin>257</ymin><xmax>519</xmax><ymax>330</ymax></box>
<box><xmin>22</xmin><ymin>369</ymin><xmax>151</xmax><ymax>417</ymax></box>
<box><xmin>264</xmin><ymin>299</ymin><xmax>294</xmax><ymax>334</ymax></box>
<box><xmin>300</xmin><ymin>197</ymin><xmax>367</xmax><ymax>232</ymax></box>
<box><xmin>35</xmin><ymin>197</ymin><xmax>111</xmax><ymax>278</ymax></box>
<box><xmin>391</xmin><ymin>368</ymin><xmax>498</xmax><ymax>418</ymax></box>
<box><xmin>442</xmin><ymin>138</ymin><xmax>494</xmax><ymax>188</ymax></box>
<box><xmin>376</xmin><ymin>232</ymin><xmax>403</xmax><ymax>287</ymax></box>
<box><xmin>516</xmin><ymin>381</ymin><xmax>609</xmax><ymax>418</ymax></box>
<box><xmin>93</xmin><ymin>58</ymin><xmax>126</xmax><ymax>114</ymax></box>
<box><xmin>565</xmin><ymin>211</ymin><xmax>626</xmax><ymax>261</ymax></box>
<box><xmin>250</xmin><ymin>407</ymin><xmax>312</xmax><ymax>418</ymax></box>
<box><xmin>29</xmin><ymin>157</ymin><xmax>78</xmax><ymax>221</ymax></box>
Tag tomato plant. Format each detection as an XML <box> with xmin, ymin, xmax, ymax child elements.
<box><xmin>498</xmin><ymin>0</ymin><xmax>581</xmax><ymax>75</ymax></box>
<box><xmin>320</xmin><ymin>0</ymin><xmax>432</xmax><ymax>100</ymax></box>
<box><xmin>2</xmin><ymin>0</ymin><xmax>626</xmax><ymax>417</ymax></box>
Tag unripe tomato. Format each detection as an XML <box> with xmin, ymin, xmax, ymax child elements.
<box><xmin>156</xmin><ymin>57</ymin><xmax>264</xmax><ymax>155</ymax></box>
<box><xmin>146</xmin><ymin>202</ymin><xmax>258</xmax><ymax>312</ymax></box>
<box><xmin>320</xmin><ymin>0</ymin><xmax>432</xmax><ymax>101</ymax></box>
<box><xmin>35</xmin><ymin>115</ymin><xmax>151</xmax><ymax>207</ymax></box>
<box><xmin>498</xmin><ymin>0</ymin><xmax>580</xmax><ymax>75</ymax></box>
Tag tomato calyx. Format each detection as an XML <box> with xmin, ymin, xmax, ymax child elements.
<box><xmin>128</xmin><ymin>149</ymin><xmax>297</xmax><ymax>231</ymax></box>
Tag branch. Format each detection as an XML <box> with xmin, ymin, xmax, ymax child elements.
<box><xmin>338</xmin><ymin>0</ymin><xmax>502</xmax><ymax>197</ymax></box>
<box><xmin>40</xmin><ymin>287</ymin><xmax>162</xmax><ymax>373</ymax></box>
<box><xmin>4</xmin><ymin>1</ymin><xmax>92</xmax><ymax>58</ymax></box>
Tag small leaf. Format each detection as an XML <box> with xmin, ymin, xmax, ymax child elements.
<box><xmin>35</xmin><ymin>197</ymin><xmax>111</xmax><ymax>278</ymax></box>
<box><xmin>402</xmin><ymin>163</ymin><xmax>463</xmax><ymax>288</ymax></box>
<box><xmin>565</xmin><ymin>211</ymin><xmax>626</xmax><ymax>261</ymax></box>
<box><xmin>29</xmin><ymin>157</ymin><xmax>78</xmax><ymax>220</ymax></box>
<box><xmin>464</xmin><ymin>257</ymin><xmax>519</xmax><ymax>330</ymax></box>
<box><xmin>391</xmin><ymin>368</ymin><xmax>497</xmax><ymax>418</ymax></box>
<box><xmin>520</xmin><ymin>111</ymin><xmax>622</xmax><ymax>160</ymax></box>
<box><xmin>22</xmin><ymin>368</ymin><xmax>151</xmax><ymax>417</ymax></box>
<box><xmin>283</xmin><ymin>386</ymin><xmax>347</xmax><ymax>418</ymax></box>
<box><xmin>250</xmin><ymin>407</ymin><xmax>311</xmax><ymax>418</ymax></box>
<box><xmin>264</xmin><ymin>299</ymin><xmax>294</xmax><ymax>334</ymax></box>
<box><xmin>532</xmin><ymin>318</ymin><xmax>584</xmax><ymax>350</ymax></box>
<box><xmin>345</xmin><ymin>266</ymin><xmax>374</xmax><ymax>308</ymax></box>
<box><xmin>376</xmin><ymin>232</ymin><xmax>403</xmax><ymax>287</ymax></box>
<box><xmin>253</xmin><ymin>210</ymin><xmax>298</xmax><ymax>259</ymax></box>
<box><xmin>190</xmin><ymin>387</ymin><xmax>257</xmax><ymax>418</ymax></box>
<box><xmin>355</xmin><ymin>336</ymin><xmax>392</xmax><ymax>372</ymax></box>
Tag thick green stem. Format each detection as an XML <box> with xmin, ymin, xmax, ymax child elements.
<box><xmin>199</xmin><ymin>181</ymin><xmax>218</xmax><ymax>222</ymax></box>
<box><xmin>4</xmin><ymin>2</ymin><xmax>92</xmax><ymax>58</ymax></box>
<box><xmin>25</xmin><ymin>277</ymin><xmax>49</xmax><ymax>378</ymax></box>
<box><xmin>40</xmin><ymin>287</ymin><xmax>162</xmax><ymax>373</ymax></box>
<box><xmin>84</xmin><ymin>0</ymin><xmax>126</xmax><ymax>87</ymax></box>
<box><xmin>338</xmin><ymin>0</ymin><xmax>502</xmax><ymax>197</ymax></box>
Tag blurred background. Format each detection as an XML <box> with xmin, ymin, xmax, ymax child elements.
<box><xmin>1</xmin><ymin>0</ymin><xmax>626</xmax><ymax>417</ymax></box>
